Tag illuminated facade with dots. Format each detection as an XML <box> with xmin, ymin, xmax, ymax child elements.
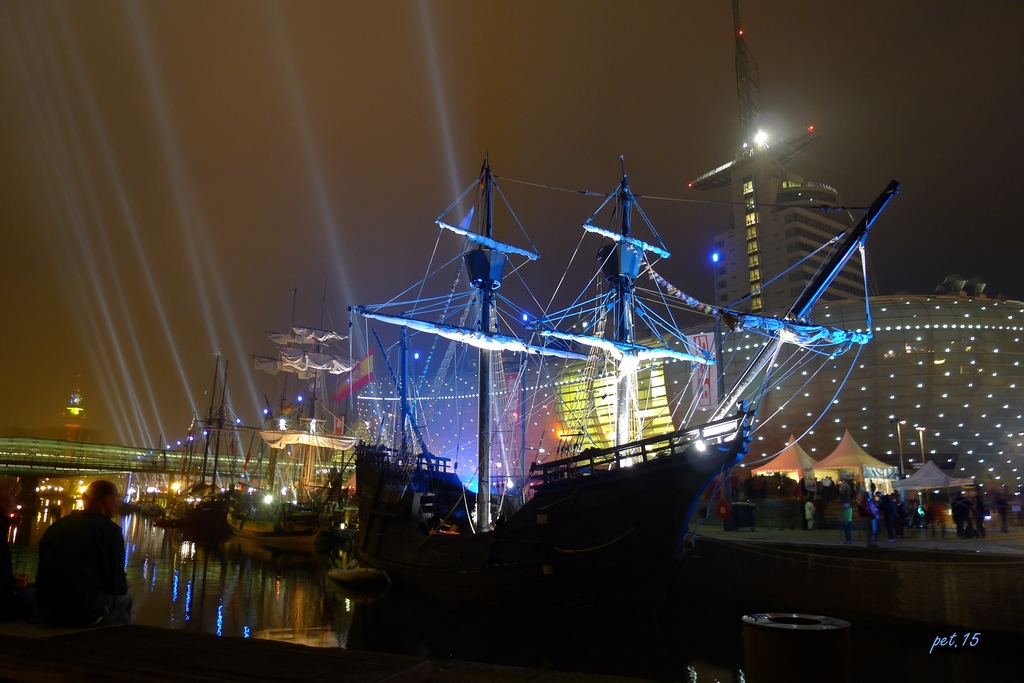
<box><xmin>679</xmin><ymin>292</ymin><xmax>1024</xmax><ymax>495</ymax></box>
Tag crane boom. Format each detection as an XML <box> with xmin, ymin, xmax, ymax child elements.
<box><xmin>733</xmin><ymin>0</ymin><xmax>761</xmax><ymax>141</ymax></box>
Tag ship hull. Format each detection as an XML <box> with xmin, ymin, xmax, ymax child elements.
<box><xmin>226</xmin><ymin>501</ymin><xmax>325</xmax><ymax>547</ymax></box>
<box><xmin>354</xmin><ymin>414</ymin><xmax>752</xmax><ymax>612</ymax></box>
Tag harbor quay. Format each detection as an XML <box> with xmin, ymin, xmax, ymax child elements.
<box><xmin>685</xmin><ymin>521</ymin><xmax>1024</xmax><ymax>634</ymax></box>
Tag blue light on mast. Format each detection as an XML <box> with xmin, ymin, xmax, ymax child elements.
<box><xmin>712</xmin><ymin>252</ymin><xmax>720</xmax><ymax>263</ymax></box>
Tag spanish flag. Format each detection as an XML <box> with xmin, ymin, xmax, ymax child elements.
<box><xmin>334</xmin><ymin>349</ymin><xmax>374</xmax><ymax>402</ymax></box>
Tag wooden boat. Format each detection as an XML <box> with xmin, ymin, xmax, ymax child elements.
<box><xmin>350</xmin><ymin>159</ymin><xmax>898</xmax><ymax>611</ymax></box>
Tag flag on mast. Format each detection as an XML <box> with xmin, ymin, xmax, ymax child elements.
<box><xmin>334</xmin><ymin>349</ymin><xmax>374</xmax><ymax>402</ymax></box>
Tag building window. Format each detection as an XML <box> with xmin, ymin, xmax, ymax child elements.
<box><xmin>745</xmin><ymin>212</ymin><xmax>758</xmax><ymax>227</ymax></box>
<box><xmin>742</xmin><ymin>177</ymin><xmax>753</xmax><ymax>196</ymax></box>
<box><xmin>746</xmin><ymin>225</ymin><xmax>758</xmax><ymax>240</ymax></box>
<box><xmin>747</xmin><ymin>241</ymin><xmax>759</xmax><ymax>255</ymax></box>
<box><xmin>752</xmin><ymin>295</ymin><xmax>763</xmax><ymax>312</ymax></box>
<box><xmin>746</xmin><ymin>196</ymin><xmax>755</xmax><ymax>209</ymax></box>
<box><xmin>749</xmin><ymin>268</ymin><xmax>761</xmax><ymax>282</ymax></box>
<box><xmin>748</xmin><ymin>254</ymin><xmax>760</xmax><ymax>268</ymax></box>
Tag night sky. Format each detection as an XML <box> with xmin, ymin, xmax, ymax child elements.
<box><xmin>2</xmin><ymin>1</ymin><xmax>1021</xmax><ymax>445</ymax></box>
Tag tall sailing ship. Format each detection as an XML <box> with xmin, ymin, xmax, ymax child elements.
<box><xmin>349</xmin><ymin>159</ymin><xmax>898</xmax><ymax>610</ymax></box>
<box><xmin>227</xmin><ymin>324</ymin><xmax>358</xmax><ymax>546</ymax></box>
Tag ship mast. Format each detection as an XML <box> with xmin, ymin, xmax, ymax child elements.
<box><xmin>464</xmin><ymin>158</ymin><xmax>505</xmax><ymax>530</ymax></box>
<box><xmin>598</xmin><ymin>175</ymin><xmax>641</xmax><ymax>446</ymax></box>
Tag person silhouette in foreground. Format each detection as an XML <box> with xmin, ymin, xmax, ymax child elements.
<box><xmin>37</xmin><ymin>480</ymin><xmax>132</xmax><ymax>626</ymax></box>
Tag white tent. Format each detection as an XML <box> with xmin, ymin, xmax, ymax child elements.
<box><xmin>892</xmin><ymin>460</ymin><xmax>974</xmax><ymax>490</ymax></box>
<box><xmin>752</xmin><ymin>435</ymin><xmax>817</xmax><ymax>477</ymax></box>
<box><xmin>814</xmin><ymin>429</ymin><xmax>897</xmax><ymax>486</ymax></box>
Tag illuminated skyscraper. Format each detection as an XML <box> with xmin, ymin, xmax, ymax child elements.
<box><xmin>692</xmin><ymin>131</ymin><xmax>863</xmax><ymax>313</ymax></box>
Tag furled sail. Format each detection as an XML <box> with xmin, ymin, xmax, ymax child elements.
<box><xmin>582</xmin><ymin>222</ymin><xmax>670</xmax><ymax>259</ymax></box>
<box><xmin>436</xmin><ymin>220</ymin><xmax>540</xmax><ymax>261</ymax></box>
<box><xmin>267</xmin><ymin>327</ymin><xmax>347</xmax><ymax>346</ymax></box>
<box><xmin>536</xmin><ymin>329</ymin><xmax>713</xmax><ymax>365</ymax></box>
<box><xmin>352</xmin><ymin>309</ymin><xmax>589</xmax><ymax>361</ymax></box>
<box><xmin>259</xmin><ymin>429</ymin><xmax>357</xmax><ymax>451</ymax></box>
<box><xmin>251</xmin><ymin>349</ymin><xmax>356</xmax><ymax>378</ymax></box>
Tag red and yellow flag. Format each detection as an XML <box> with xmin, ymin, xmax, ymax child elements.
<box><xmin>334</xmin><ymin>349</ymin><xmax>374</xmax><ymax>402</ymax></box>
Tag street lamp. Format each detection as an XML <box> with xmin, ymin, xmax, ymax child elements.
<box><xmin>890</xmin><ymin>418</ymin><xmax>907</xmax><ymax>478</ymax></box>
<box><xmin>916</xmin><ymin>426</ymin><xmax>926</xmax><ymax>465</ymax></box>
<box><xmin>711</xmin><ymin>252</ymin><xmax>725</xmax><ymax>399</ymax></box>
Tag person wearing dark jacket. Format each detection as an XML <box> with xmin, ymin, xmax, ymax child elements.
<box><xmin>881</xmin><ymin>493</ymin><xmax>897</xmax><ymax>542</ymax></box>
<box><xmin>995</xmin><ymin>491</ymin><xmax>1009</xmax><ymax>532</ymax></box>
<box><xmin>0</xmin><ymin>476</ymin><xmax>35</xmax><ymax>622</ymax></box>
<box><xmin>952</xmin><ymin>493</ymin><xmax>973</xmax><ymax>539</ymax></box>
<box><xmin>974</xmin><ymin>493</ymin><xmax>987</xmax><ymax>539</ymax></box>
<box><xmin>36</xmin><ymin>480</ymin><xmax>131</xmax><ymax>626</ymax></box>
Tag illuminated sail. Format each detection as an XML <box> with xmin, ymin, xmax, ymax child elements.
<box><xmin>352</xmin><ymin>309</ymin><xmax>588</xmax><ymax>361</ymax></box>
<box><xmin>537</xmin><ymin>329</ymin><xmax>712</xmax><ymax>365</ymax></box>
<box><xmin>258</xmin><ymin>429</ymin><xmax>356</xmax><ymax>451</ymax></box>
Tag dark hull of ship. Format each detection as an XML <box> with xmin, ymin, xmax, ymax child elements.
<box><xmin>180</xmin><ymin>495</ymin><xmax>231</xmax><ymax>536</ymax></box>
<box><xmin>354</xmin><ymin>416</ymin><xmax>752</xmax><ymax>613</ymax></box>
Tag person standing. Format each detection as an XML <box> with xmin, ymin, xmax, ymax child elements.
<box><xmin>881</xmin><ymin>492</ymin><xmax>896</xmax><ymax>542</ymax></box>
<box><xmin>36</xmin><ymin>480</ymin><xmax>132</xmax><ymax>626</ymax></box>
<box><xmin>813</xmin><ymin>493</ymin><xmax>827</xmax><ymax>530</ymax></box>
<box><xmin>822</xmin><ymin>476</ymin><xmax>833</xmax><ymax>501</ymax></box>
<box><xmin>1</xmin><ymin>476</ymin><xmax>35</xmax><ymax>622</ymax></box>
<box><xmin>893</xmin><ymin>491</ymin><xmax>906</xmax><ymax>538</ymax></box>
<box><xmin>952</xmin><ymin>493</ymin><xmax>972</xmax><ymax>539</ymax></box>
<box><xmin>804</xmin><ymin>497</ymin><xmax>816</xmax><ymax>530</ymax></box>
<box><xmin>974</xmin><ymin>493</ymin><xmax>987</xmax><ymax>539</ymax></box>
<box><xmin>995</xmin><ymin>491</ymin><xmax>1009</xmax><ymax>533</ymax></box>
<box><xmin>841</xmin><ymin>501</ymin><xmax>853</xmax><ymax>544</ymax></box>
<box><xmin>865</xmin><ymin>495</ymin><xmax>880</xmax><ymax>548</ymax></box>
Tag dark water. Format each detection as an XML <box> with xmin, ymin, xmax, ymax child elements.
<box><xmin>9</xmin><ymin>509</ymin><xmax>1018</xmax><ymax>682</ymax></box>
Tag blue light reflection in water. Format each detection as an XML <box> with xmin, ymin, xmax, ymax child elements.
<box><xmin>9</xmin><ymin>511</ymin><xmax>352</xmax><ymax>644</ymax></box>
<box><xmin>7</xmin><ymin>507</ymin><xmax>1018</xmax><ymax>680</ymax></box>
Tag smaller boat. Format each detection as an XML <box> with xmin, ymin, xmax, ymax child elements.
<box><xmin>152</xmin><ymin>514</ymin><xmax>182</xmax><ymax>529</ymax></box>
<box><xmin>328</xmin><ymin>564</ymin><xmax>390</xmax><ymax>585</ymax></box>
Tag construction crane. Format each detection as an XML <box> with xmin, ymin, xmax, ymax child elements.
<box><xmin>733</xmin><ymin>0</ymin><xmax>761</xmax><ymax>144</ymax></box>
<box><xmin>689</xmin><ymin>1</ymin><xmax>819</xmax><ymax>191</ymax></box>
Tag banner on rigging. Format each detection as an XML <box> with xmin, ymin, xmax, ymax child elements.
<box><xmin>689</xmin><ymin>332</ymin><xmax>718</xmax><ymax>410</ymax></box>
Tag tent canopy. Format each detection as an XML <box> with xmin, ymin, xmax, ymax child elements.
<box><xmin>892</xmin><ymin>460</ymin><xmax>974</xmax><ymax>490</ymax></box>
<box><xmin>814</xmin><ymin>429</ymin><xmax>897</xmax><ymax>480</ymax></box>
<box><xmin>752</xmin><ymin>434</ymin><xmax>817</xmax><ymax>475</ymax></box>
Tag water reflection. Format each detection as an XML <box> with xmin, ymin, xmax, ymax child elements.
<box><xmin>10</xmin><ymin>510</ymin><xmax>356</xmax><ymax>646</ymax></box>
<box><xmin>9</xmin><ymin>507</ymin><xmax>1019</xmax><ymax>681</ymax></box>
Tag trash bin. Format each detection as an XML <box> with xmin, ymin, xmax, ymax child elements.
<box><xmin>724</xmin><ymin>501</ymin><xmax>757</xmax><ymax>531</ymax></box>
<box><xmin>742</xmin><ymin>613</ymin><xmax>851</xmax><ymax>683</ymax></box>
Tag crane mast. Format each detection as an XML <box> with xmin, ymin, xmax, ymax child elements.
<box><xmin>733</xmin><ymin>0</ymin><xmax>761</xmax><ymax>143</ymax></box>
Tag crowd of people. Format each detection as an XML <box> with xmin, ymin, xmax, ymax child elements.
<box><xmin>782</xmin><ymin>473</ymin><xmax>1014</xmax><ymax>547</ymax></box>
<box><xmin>1</xmin><ymin>477</ymin><xmax>132</xmax><ymax>626</ymax></box>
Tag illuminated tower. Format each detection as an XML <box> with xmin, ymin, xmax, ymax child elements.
<box><xmin>63</xmin><ymin>376</ymin><xmax>86</xmax><ymax>441</ymax></box>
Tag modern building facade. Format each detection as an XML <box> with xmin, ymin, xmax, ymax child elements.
<box><xmin>692</xmin><ymin>132</ymin><xmax>865</xmax><ymax>315</ymax></box>
<box><xmin>664</xmin><ymin>291</ymin><xmax>1024</xmax><ymax>495</ymax></box>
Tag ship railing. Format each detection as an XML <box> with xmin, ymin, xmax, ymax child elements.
<box><xmin>528</xmin><ymin>411</ymin><xmax>752</xmax><ymax>487</ymax></box>
<box><xmin>356</xmin><ymin>444</ymin><xmax>453</xmax><ymax>474</ymax></box>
